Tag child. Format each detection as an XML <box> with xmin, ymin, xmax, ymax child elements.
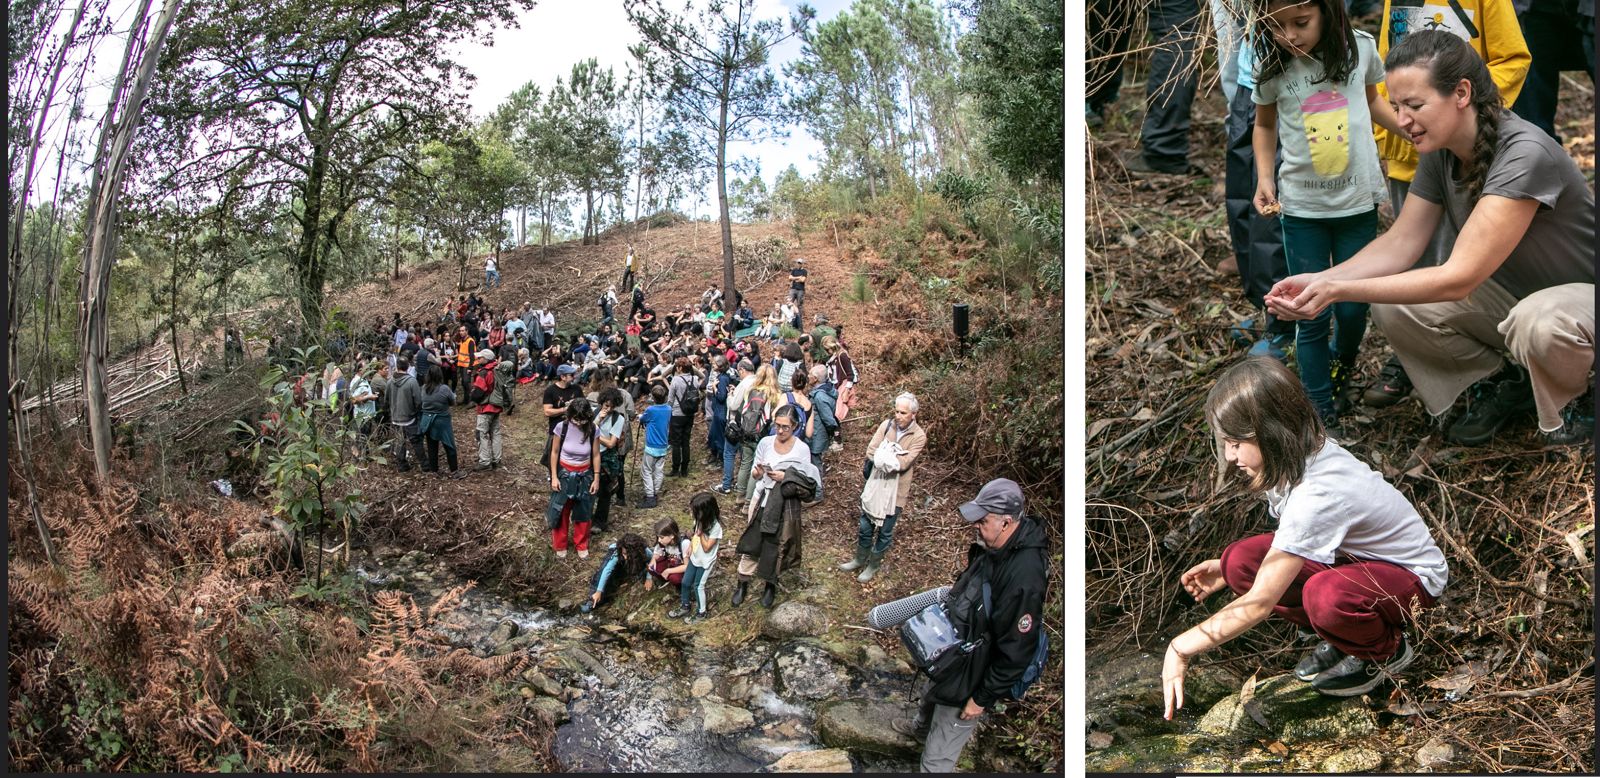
<box><xmin>1251</xmin><ymin>0</ymin><xmax>1403</xmax><ymax>429</ymax></box>
<box><xmin>672</xmin><ymin>492</ymin><xmax>724</xmax><ymax>621</ymax></box>
<box><xmin>1162</xmin><ymin>357</ymin><xmax>1448</xmax><ymax>717</ymax></box>
<box><xmin>637</xmin><ymin>383</ymin><xmax>672</xmax><ymax>509</ymax></box>
<box><xmin>582</xmin><ymin>533</ymin><xmax>650</xmax><ymax>613</ymax></box>
<box><xmin>645</xmin><ymin>517</ymin><xmax>690</xmax><ymax>597</ymax></box>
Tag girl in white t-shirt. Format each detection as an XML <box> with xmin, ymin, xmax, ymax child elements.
<box><xmin>1162</xmin><ymin>357</ymin><xmax>1448</xmax><ymax>718</ymax></box>
<box><xmin>673</xmin><ymin>492</ymin><xmax>724</xmax><ymax>622</ymax></box>
<box><xmin>1250</xmin><ymin>0</ymin><xmax>1404</xmax><ymax>430</ymax></box>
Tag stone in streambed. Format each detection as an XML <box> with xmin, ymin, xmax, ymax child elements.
<box><xmin>815</xmin><ymin>699</ymin><xmax>919</xmax><ymax>758</ymax></box>
<box><xmin>1322</xmin><ymin>746</ymin><xmax>1383</xmax><ymax>772</ymax></box>
<box><xmin>701</xmin><ymin>697</ymin><xmax>756</xmax><ymax>734</ymax></box>
<box><xmin>773</xmin><ymin>641</ymin><xmax>847</xmax><ymax>700</ymax></box>
<box><xmin>520</xmin><ymin>668</ymin><xmax>563</xmax><ymax>698</ymax></box>
<box><xmin>1084</xmin><ymin>734</ymin><xmax>1216</xmax><ymax>773</ymax></box>
<box><xmin>1414</xmin><ymin>737</ymin><xmax>1454</xmax><ymax>769</ymax></box>
<box><xmin>1196</xmin><ymin>674</ymin><xmax>1374</xmax><ymax>743</ymax></box>
<box><xmin>562</xmin><ymin>645</ymin><xmax>617</xmax><ymax>686</ymax></box>
<box><xmin>763</xmin><ymin>601</ymin><xmax>829</xmax><ymax>639</ymax></box>
<box><xmin>528</xmin><ymin>695</ymin><xmax>569</xmax><ymax>725</ymax></box>
<box><xmin>487</xmin><ymin>619</ymin><xmax>519</xmax><ymax>645</ymax></box>
<box><xmin>769</xmin><ymin>748</ymin><xmax>854</xmax><ymax>772</ymax></box>
<box><xmin>690</xmin><ymin>676</ymin><xmax>715</xmax><ymax>697</ymax></box>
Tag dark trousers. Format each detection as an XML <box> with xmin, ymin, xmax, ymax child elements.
<box><xmin>424</xmin><ymin>436</ymin><xmax>457</xmax><ymax>472</ymax></box>
<box><xmin>669</xmin><ymin>414</ymin><xmax>694</xmax><ymax>475</ymax></box>
<box><xmin>391</xmin><ymin>422</ymin><xmax>426</xmax><ymax>469</ymax></box>
<box><xmin>593</xmin><ymin>469</ymin><xmax>620</xmax><ymax>531</ymax></box>
<box><xmin>1282</xmin><ymin>210</ymin><xmax>1377</xmax><ymax>418</ymax></box>
<box><xmin>1221</xmin><ymin>533</ymin><xmax>1436</xmax><ymax>661</ymax></box>
<box><xmin>707</xmin><ymin>406</ymin><xmax>727</xmax><ymax>460</ymax></box>
<box><xmin>1510</xmin><ymin>1</ymin><xmax>1596</xmax><ymax>143</ymax></box>
<box><xmin>1224</xmin><ymin>83</ymin><xmax>1293</xmax><ymax>336</ymax></box>
<box><xmin>456</xmin><ymin>365</ymin><xmax>472</xmax><ymax>402</ymax></box>
<box><xmin>1086</xmin><ymin>0</ymin><xmax>1200</xmax><ymax>166</ymax></box>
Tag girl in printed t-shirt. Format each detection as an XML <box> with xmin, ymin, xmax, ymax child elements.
<box><xmin>1162</xmin><ymin>357</ymin><xmax>1448</xmax><ymax>717</ymax></box>
<box><xmin>1251</xmin><ymin>0</ymin><xmax>1404</xmax><ymax>430</ymax></box>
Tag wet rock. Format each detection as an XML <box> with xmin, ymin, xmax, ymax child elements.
<box><xmin>815</xmin><ymin>699</ymin><xmax>919</xmax><ymax>758</ymax></box>
<box><xmin>728</xmin><ymin>677</ymin><xmax>753</xmax><ymax>701</ymax></box>
<box><xmin>701</xmin><ymin>697</ymin><xmax>756</xmax><ymax>735</ymax></box>
<box><xmin>769</xmin><ymin>748</ymin><xmax>853</xmax><ymax>772</ymax></box>
<box><xmin>1196</xmin><ymin>674</ymin><xmax>1374</xmax><ymax>743</ymax></box>
<box><xmin>492</xmin><ymin>633</ymin><xmax>539</xmax><ymax>656</ymax></box>
<box><xmin>1087</xmin><ymin>731</ymin><xmax>1115</xmax><ymax>750</ymax></box>
<box><xmin>1322</xmin><ymin>746</ymin><xmax>1382</xmax><ymax>772</ymax></box>
<box><xmin>690</xmin><ymin>676</ymin><xmax>715</xmax><ymax>698</ymax></box>
<box><xmin>563</xmin><ymin>646</ymin><xmax>618</xmax><ymax>686</ymax></box>
<box><xmin>773</xmin><ymin>641</ymin><xmax>848</xmax><ymax>700</ymax></box>
<box><xmin>1414</xmin><ymin>737</ymin><xmax>1454</xmax><ymax>768</ymax></box>
<box><xmin>1084</xmin><ymin>734</ymin><xmax>1215</xmax><ymax>773</ymax></box>
<box><xmin>521</xmin><ymin>669</ymin><xmax>563</xmax><ymax>698</ymax></box>
<box><xmin>529</xmin><ymin>695</ymin><xmax>569</xmax><ymax>725</ymax></box>
<box><xmin>1087</xmin><ymin>651</ymin><xmax>1235</xmax><ymax>739</ymax></box>
<box><xmin>735</xmin><ymin>736</ymin><xmax>810</xmax><ymax>762</ymax></box>
<box><xmin>518</xmin><ymin>686</ymin><xmax>536</xmax><ymax>699</ymax></box>
<box><xmin>559</xmin><ymin>626</ymin><xmax>590</xmax><ymax>641</ymax></box>
<box><xmin>558</xmin><ymin>598</ymin><xmax>576</xmax><ymax>610</ymax></box>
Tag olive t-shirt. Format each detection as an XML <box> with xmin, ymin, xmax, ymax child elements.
<box><xmin>1408</xmin><ymin>112</ymin><xmax>1596</xmax><ymax>300</ymax></box>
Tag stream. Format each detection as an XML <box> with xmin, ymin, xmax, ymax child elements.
<box><xmin>353</xmin><ymin>545</ymin><xmax>923</xmax><ymax>773</ymax></box>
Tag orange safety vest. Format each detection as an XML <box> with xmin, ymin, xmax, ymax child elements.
<box><xmin>456</xmin><ymin>337</ymin><xmax>475</xmax><ymax>367</ymax></box>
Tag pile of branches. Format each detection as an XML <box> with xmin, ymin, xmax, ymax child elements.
<box><xmin>733</xmin><ymin>235</ymin><xmax>791</xmax><ymax>289</ymax></box>
<box><xmin>6</xmin><ymin>447</ymin><xmax>550</xmax><ymax>772</ymax></box>
<box><xmin>1085</xmin><ymin>161</ymin><xmax>1594</xmax><ymax>771</ymax></box>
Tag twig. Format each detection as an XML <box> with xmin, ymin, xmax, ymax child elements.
<box><xmin>1479</xmin><ymin>658</ymin><xmax>1594</xmax><ymax>699</ymax></box>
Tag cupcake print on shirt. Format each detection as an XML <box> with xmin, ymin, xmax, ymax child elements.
<box><xmin>1302</xmin><ymin>90</ymin><xmax>1350</xmax><ymax>177</ymax></box>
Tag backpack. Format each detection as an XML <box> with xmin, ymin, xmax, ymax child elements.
<box><xmin>728</xmin><ymin>388</ymin><xmax>767</xmax><ymax>444</ymax></box>
<box><xmin>982</xmin><ymin>581</ymin><xmax>1050</xmax><ymax>700</ymax></box>
<box><xmin>676</xmin><ymin>374</ymin><xmax>702</xmax><ymax>416</ymax></box>
<box><xmin>469</xmin><ymin>366</ymin><xmax>494</xmax><ymax>405</ymax></box>
<box><xmin>781</xmin><ymin>391</ymin><xmax>809</xmax><ymax>439</ymax></box>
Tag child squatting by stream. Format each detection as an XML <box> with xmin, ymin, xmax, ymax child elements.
<box><xmin>1162</xmin><ymin>357</ymin><xmax>1449</xmax><ymax>718</ymax></box>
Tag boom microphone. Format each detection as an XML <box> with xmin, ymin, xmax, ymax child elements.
<box><xmin>867</xmin><ymin>586</ymin><xmax>952</xmax><ymax>630</ymax></box>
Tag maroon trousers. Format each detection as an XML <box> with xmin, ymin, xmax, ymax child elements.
<box><xmin>1220</xmin><ymin>533</ymin><xmax>1437</xmax><ymax>660</ymax></box>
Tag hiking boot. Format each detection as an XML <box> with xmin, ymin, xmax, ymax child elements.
<box><xmin>891</xmin><ymin>715</ymin><xmax>928</xmax><ymax>742</ymax></box>
<box><xmin>732</xmin><ymin>579</ymin><xmax>749</xmax><ymax>607</ymax></box>
<box><xmin>1227</xmin><ymin>317</ymin><xmax>1258</xmax><ymax>349</ymax></box>
<box><xmin>760</xmin><ymin>582</ymin><xmax>777</xmax><ymax>609</ymax></box>
<box><xmin>839</xmin><ymin>544</ymin><xmax>870</xmax><ymax>572</ymax></box>
<box><xmin>1544</xmin><ymin>399</ymin><xmax>1595</xmax><ymax>446</ymax></box>
<box><xmin>1294</xmin><ymin>641</ymin><xmax>1344</xmax><ymax>682</ymax></box>
<box><xmin>1362</xmin><ymin>356</ymin><xmax>1413</xmax><ymax>407</ymax></box>
<box><xmin>684</xmin><ymin>612</ymin><xmax>707</xmax><ymax>625</ymax></box>
<box><xmin>1312</xmin><ymin>633</ymin><xmax>1415</xmax><ymax>697</ymax></box>
<box><xmin>668</xmin><ymin>606</ymin><xmax>690</xmax><ymax>619</ymax></box>
<box><xmin>473</xmin><ymin>462</ymin><xmax>494</xmax><ymax>471</ymax></box>
<box><xmin>1247</xmin><ymin>334</ymin><xmax>1291</xmax><ymax>363</ymax></box>
<box><xmin>1121</xmin><ymin>150</ymin><xmax>1200</xmax><ymax>177</ymax></box>
<box><xmin>1329</xmin><ymin>358</ymin><xmax>1361</xmax><ymax>415</ymax></box>
<box><xmin>1446</xmin><ymin>366</ymin><xmax>1536</xmax><ymax>445</ymax></box>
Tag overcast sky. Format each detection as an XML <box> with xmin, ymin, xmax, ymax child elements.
<box><xmin>449</xmin><ymin>0</ymin><xmax>853</xmax><ymax>214</ymax></box>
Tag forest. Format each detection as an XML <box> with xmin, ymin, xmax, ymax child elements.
<box><xmin>7</xmin><ymin>0</ymin><xmax>1064</xmax><ymax>772</ymax></box>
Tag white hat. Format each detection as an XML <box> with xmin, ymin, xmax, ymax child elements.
<box><xmin>476</xmin><ymin>349</ymin><xmax>495</xmax><ymax>362</ymax></box>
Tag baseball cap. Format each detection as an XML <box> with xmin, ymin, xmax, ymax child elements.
<box><xmin>557</xmin><ymin>364</ymin><xmax>578</xmax><ymax>375</ymax></box>
<box><xmin>795</xmin><ymin>257</ymin><xmax>806</xmax><ymax>263</ymax></box>
<box><xmin>958</xmin><ymin>478</ymin><xmax>1024</xmax><ymax>523</ymax></box>
<box><xmin>476</xmin><ymin>349</ymin><xmax>495</xmax><ymax>362</ymax></box>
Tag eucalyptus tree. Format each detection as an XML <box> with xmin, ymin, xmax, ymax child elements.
<box><xmin>625</xmin><ymin>0</ymin><xmax>813</xmax><ymax>297</ymax></box>
<box><xmin>956</xmin><ymin>0</ymin><xmax>1062</xmax><ymax>187</ymax></box>
<box><xmin>409</xmin><ymin>127</ymin><xmax>520</xmax><ymax>290</ymax></box>
<box><xmin>142</xmin><ymin>0</ymin><xmax>535</xmax><ymax>332</ymax></box>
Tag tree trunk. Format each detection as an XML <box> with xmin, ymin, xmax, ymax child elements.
<box><xmin>169</xmin><ymin>232</ymin><xmax>187</xmax><ymax>395</ymax></box>
<box><xmin>392</xmin><ymin>219</ymin><xmax>401</xmax><ymax>278</ymax></box>
<box><xmin>79</xmin><ymin>0</ymin><xmax>181</xmax><ymax>482</ymax></box>
<box><xmin>717</xmin><ymin>66</ymin><xmax>736</xmax><ymax>302</ymax></box>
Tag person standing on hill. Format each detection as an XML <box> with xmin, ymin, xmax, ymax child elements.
<box><xmin>622</xmin><ymin>246</ymin><xmax>637</xmax><ymax>292</ymax></box>
<box><xmin>485</xmin><ymin>254</ymin><xmax>500</xmax><ymax>289</ymax></box>
<box><xmin>842</xmin><ymin>393</ymin><xmax>926</xmax><ymax>582</ymax></box>
<box><xmin>473</xmin><ymin>349</ymin><xmax>516</xmax><ymax>471</ymax></box>
<box><xmin>787</xmin><ymin>257</ymin><xmax>808</xmax><ymax>313</ymax></box>
<box><xmin>453</xmin><ymin>325</ymin><xmax>477</xmax><ymax>405</ymax></box>
<box><xmin>892</xmin><ymin>478</ymin><xmax>1050</xmax><ymax>774</ymax></box>
<box><xmin>388</xmin><ymin>356</ymin><xmax>426</xmax><ymax>472</ymax></box>
<box><xmin>541</xmin><ymin>364</ymin><xmax>584</xmax><ymax>471</ymax></box>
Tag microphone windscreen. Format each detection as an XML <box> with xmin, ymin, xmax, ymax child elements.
<box><xmin>867</xmin><ymin>586</ymin><xmax>952</xmax><ymax>630</ymax></box>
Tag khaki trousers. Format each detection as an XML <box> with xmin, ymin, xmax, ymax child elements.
<box><xmin>1371</xmin><ymin>280</ymin><xmax>1594</xmax><ymax>431</ymax></box>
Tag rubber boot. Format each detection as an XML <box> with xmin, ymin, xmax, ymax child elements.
<box><xmin>857</xmin><ymin>553</ymin><xmax>882</xmax><ymax>583</ymax></box>
<box><xmin>761</xmin><ymin>582</ymin><xmax>777</xmax><ymax>609</ymax></box>
<box><xmin>732</xmin><ymin>578</ymin><xmax>749</xmax><ymax>607</ymax></box>
<box><xmin>839</xmin><ymin>543</ymin><xmax>870</xmax><ymax>572</ymax></box>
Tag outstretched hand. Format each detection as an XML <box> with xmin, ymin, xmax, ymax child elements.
<box><xmin>1265</xmin><ymin>274</ymin><xmax>1337</xmax><ymax>321</ymax></box>
<box><xmin>1180</xmin><ymin>559</ymin><xmax>1228</xmax><ymax>602</ymax></box>
<box><xmin>1162</xmin><ymin>643</ymin><xmax>1189</xmax><ymax>720</ymax></box>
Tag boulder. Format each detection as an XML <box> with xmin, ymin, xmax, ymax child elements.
<box><xmin>491</xmin><ymin>633</ymin><xmax>539</xmax><ymax>656</ymax></box>
<box><xmin>1322</xmin><ymin>746</ymin><xmax>1383</xmax><ymax>772</ymax></box>
<box><xmin>1195</xmin><ymin>674</ymin><xmax>1374</xmax><ymax>743</ymax></box>
<box><xmin>1086</xmin><ymin>651</ymin><xmax>1235</xmax><ymax>739</ymax></box>
<box><xmin>735</xmin><ymin>736</ymin><xmax>812</xmax><ymax>763</ymax></box>
<box><xmin>773</xmin><ymin>641</ymin><xmax>848</xmax><ymax>700</ymax></box>
<box><xmin>563</xmin><ymin>645</ymin><xmax>618</xmax><ymax>686</ymax></box>
<box><xmin>1414</xmin><ymin>737</ymin><xmax>1454</xmax><ymax>769</ymax></box>
<box><xmin>690</xmin><ymin>676</ymin><xmax>715</xmax><ymax>698</ymax></box>
<box><xmin>763</xmin><ymin>601</ymin><xmax>829</xmax><ymax>639</ymax></box>
<box><xmin>1083</xmin><ymin>734</ymin><xmax>1215</xmax><ymax>773</ymax></box>
<box><xmin>769</xmin><ymin>748</ymin><xmax>854</xmax><ymax>772</ymax></box>
<box><xmin>701</xmin><ymin>698</ymin><xmax>756</xmax><ymax>735</ymax></box>
<box><xmin>815</xmin><ymin>699</ymin><xmax>919</xmax><ymax>758</ymax></box>
<box><xmin>528</xmin><ymin>695</ymin><xmax>569</xmax><ymax>726</ymax></box>
<box><xmin>520</xmin><ymin>668</ymin><xmax>564</xmax><ymax>698</ymax></box>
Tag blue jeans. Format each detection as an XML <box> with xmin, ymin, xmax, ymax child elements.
<box><xmin>486</xmin><ymin>269</ymin><xmax>500</xmax><ymax>288</ymax></box>
<box><xmin>680</xmin><ymin>560</ymin><xmax>712</xmax><ymax>613</ymax></box>
<box><xmin>721</xmin><ymin>438</ymin><xmax>739</xmax><ymax>489</ymax></box>
<box><xmin>708</xmin><ymin>406</ymin><xmax>726</xmax><ymax>457</ymax></box>
<box><xmin>858</xmin><ymin>508</ymin><xmax>900</xmax><ymax>556</ymax></box>
<box><xmin>1282</xmin><ymin>210</ymin><xmax>1377</xmax><ymax>418</ymax></box>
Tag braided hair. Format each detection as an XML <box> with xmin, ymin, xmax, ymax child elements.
<box><xmin>1385</xmin><ymin>30</ymin><xmax>1504</xmax><ymax>204</ymax></box>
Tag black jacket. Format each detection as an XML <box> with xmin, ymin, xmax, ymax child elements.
<box><xmin>928</xmin><ymin>516</ymin><xmax>1050</xmax><ymax>709</ymax></box>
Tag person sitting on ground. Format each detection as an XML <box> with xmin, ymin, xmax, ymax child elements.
<box><xmin>516</xmin><ymin>347</ymin><xmax>536</xmax><ymax>383</ymax></box>
<box><xmin>1163</xmin><ymin>357</ymin><xmax>1447</xmax><ymax>713</ymax></box>
<box><xmin>581</xmin><ymin>533</ymin><xmax>650</xmax><ymax>613</ymax></box>
<box><xmin>645</xmin><ymin>517</ymin><xmax>691</xmax><ymax>599</ymax></box>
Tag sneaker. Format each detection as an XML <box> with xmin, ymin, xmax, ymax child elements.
<box><xmin>891</xmin><ymin>716</ymin><xmax>928</xmax><ymax>742</ymax></box>
<box><xmin>684</xmin><ymin>613</ymin><xmax>706</xmax><ymax>625</ymax></box>
<box><xmin>828</xmin><ymin>442</ymin><xmax>843</xmax><ymax>453</ymax></box>
<box><xmin>556</xmin><ymin>549</ymin><xmax>568</xmax><ymax>559</ymax></box>
<box><xmin>1329</xmin><ymin>358</ymin><xmax>1357</xmax><ymax>415</ymax></box>
<box><xmin>1246</xmin><ymin>332</ymin><xmax>1291</xmax><ymax>363</ymax></box>
<box><xmin>579</xmin><ymin>600</ymin><xmax>593</xmax><ymax>613</ymax></box>
<box><xmin>577</xmin><ymin>549</ymin><xmax>590</xmax><ymax>559</ymax></box>
<box><xmin>1293</xmin><ymin>641</ymin><xmax>1344</xmax><ymax>682</ymax></box>
<box><xmin>1544</xmin><ymin>397</ymin><xmax>1595</xmax><ymax>446</ymax></box>
<box><xmin>1445</xmin><ymin>366</ymin><xmax>1536</xmax><ymax>445</ymax></box>
<box><xmin>1227</xmin><ymin>318</ymin><xmax>1258</xmax><ymax>349</ymax></box>
<box><xmin>712</xmin><ymin>485</ymin><xmax>733</xmax><ymax>495</ymax></box>
<box><xmin>1362</xmin><ymin>356</ymin><xmax>1413</xmax><ymax>407</ymax></box>
<box><xmin>668</xmin><ymin>606</ymin><xmax>690</xmax><ymax>619</ymax></box>
<box><xmin>473</xmin><ymin>462</ymin><xmax>494</xmax><ymax>472</ymax></box>
<box><xmin>1312</xmin><ymin>633</ymin><xmax>1415</xmax><ymax>697</ymax></box>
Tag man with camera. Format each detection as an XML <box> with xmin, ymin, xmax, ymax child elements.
<box><xmin>894</xmin><ymin>478</ymin><xmax>1050</xmax><ymax>772</ymax></box>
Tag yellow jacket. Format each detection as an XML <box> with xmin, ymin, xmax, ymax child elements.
<box><xmin>1376</xmin><ymin>0</ymin><xmax>1530</xmax><ymax>182</ymax></box>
